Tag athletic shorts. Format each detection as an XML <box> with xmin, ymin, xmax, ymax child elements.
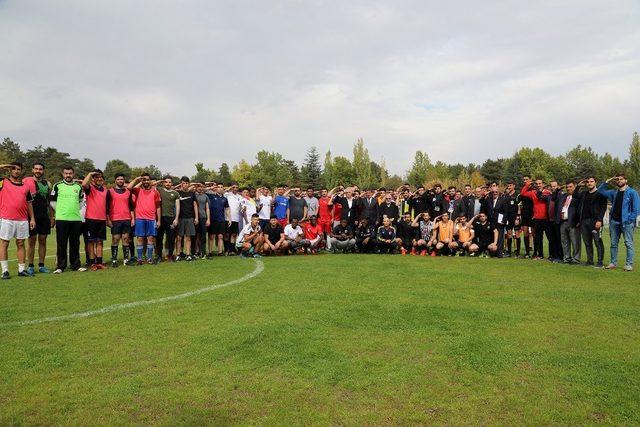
<box><xmin>208</xmin><ymin>220</ymin><xmax>226</xmax><ymax>235</ymax></box>
<box><xmin>178</xmin><ymin>218</ymin><xmax>196</xmax><ymax>236</ymax></box>
<box><xmin>400</xmin><ymin>238</ymin><xmax>413</xmax><ymax>249</ymax></box>
<box><xmin>111</xmin><ymin>220</ymin><xmax>131</xmax><ymax>236</ymax></box>
<box><xmin>229</xmin><ymin>221</ymin><xmax>240</xmax><ymax>235</ymax></box>
<box><xmin>277</xmin><ymin>218</ymin><xmax>288</xmax><ymax>228</ymax></box>
<box><xmin>86</xmin><ymin>219</ymin><xmax>107</xmax><ymax>241</ymax></box>
<box><xmin>29</xmin><ymin>217</ymin><xmax>51</xmax><ymax>236</ymax></box>
<box><xmin>318</xmin><ymin>219</ymin><xmax>332</xmax><ymax>234</ymax></box>
<box><xmin>0</xmin><ymin>219</ymin><xmax>29</xmax><ymax>240</ymax></box>
<box><xmin>135</xmin><ymin>219</ymin><xmax>157</xmax><ymax>237</ymax></box>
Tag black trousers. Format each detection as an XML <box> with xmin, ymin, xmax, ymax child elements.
<box><xmin>494</xmin><ymin>224</ymin><xmax>505</xmax><ymax>256</ymax></box>
<box><xmin>580</xmin><ymin>218</ymin><xmax>604</xmax><ymax>265</ymax></box>
<box><xmin>156</xmin><ymin>216</ymin><xmax>176</xmax><ymax>257</ymax></box>
<box><xmin>56</xmin><ymin>220</ymin><xmax>82</xmax><ymax>271</ymax></box>
<box><xmin>532</xmin><ymin>219</ymin><xmax>548</xmax><ymax>258</ymax></box>
<box><xmin>356</xmin><ymin>238</ymin><xmax>377</xmax><ymax>253</ymax></box>
<box><xmin>548</xmin><ymin>222</ymin><xmax>563</xmax><ymax>260</ymax></box>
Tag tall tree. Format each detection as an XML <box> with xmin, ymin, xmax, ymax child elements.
<box><xmin>300</xmin><ymin>146</ymin><xmax>323</xmax><ymax>189</ymax></box>
<box><xmin>322</xmin><ymin>150</ymin><xmax>334</xmax><ymax>188</ymax></box>
<box><xmin>104</xmin><ymin>159</ymin><xmax>132</xmax><ymax>182</ymax></box>
<box><xmin>251</xmin><ymin>151</ymin><xmax>293</xmax><ymax>187</ymax></box>
<box><xmin>480</xmin><ymin>158</ymin><xmax>505</xmax><ymax>183</ymax></box>
<box><xmin>406</xmin><ymin>150</ymin><xmax>432</xmax><ymax>186</ymax></box>
<box><xmin>328</xmin><ymin>156</ymin><xmax>355</xmax><ymax>187</ymax></box>
<box><xmin>231</xmin><ymin>160</ymin><xmax>253</xmax><ymax>187</ymax></box>
<box><xmin>352</xmin><ymin>138</ymin><xmax>375</xmax><ymax>188</ymax></box>
<box><xmin>191</xmin><ymin>162</ymin><xmax>218</xmax><ymax>183</ymax></box>
<box><xmin>0</xmin><ymin>137</ymin><xmax>24</xmax><ymax>162</ymax></box>
<box><xmin>627</xmin><ymin>131</ymin><xmax>640</xmax><ymax>187</ymax></box>
<box><xmin>218</xmin><ymin>163</ymin><xmax>231</xmax><ymax>184</ymax></box>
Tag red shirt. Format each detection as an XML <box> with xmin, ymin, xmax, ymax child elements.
<box><xmin>0</xmin><ymin>178</ymin><xmax>32</xmax><ymax>221</ymax></box>
<box><xmin>318</xmin><ymin>196</ymin><xmax>332</xmax><ymax>221</ymax></box>
<box><xmin>132</xmin><ymin>187</ymin><xmax>160</xmax><ymax>220</ymax></box>
<box><xmin>108</xmin><ymin>187</ymin><xmax>132</xmax><ymax>221</ymax></box>
<box><xmin>85</xmin><ymin>185</ymin><xmax>107</xmax><ymax>221</ymax></box>
<box><xmin>520</xmin><ymin>185</ymin><xmax>550</xmax><ymax>220</ymax></box>
<box><xmin>332</xmin><ymin>200</ymin><xmax>342</xmax><ymax>222</ymax></box>
<box><xmin>304</xmin><ymin>222</ymin><xmax>323</xmax><ymax>240</ymax></box>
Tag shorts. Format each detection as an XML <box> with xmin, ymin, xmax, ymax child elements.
<box><xmin>277</xmin><ymin>218</ymin><xmax>288</xmax><ymax>228</ymax></box>
<box><xmin>85</xmin><ymin>219</ymin><xmax>107</xmax><ymax>242</ymax></box>
<box><xmin>135</xmin><ymin>219</ymin><xmax>157</xmax><ymax>237</ymax></box>
<box><xmin>111</xmin><ymin>220</ymin><xmax>131</xmax><ymax>236</ymax></box>
<box><xmin>318</xmin><ymin>219</ymin><xmax>332</xmax><ymax>234</ymax></box>
<box><xmin>29</xmin><ymin>217</ymin><xmax>51</xmax><ymax>236</ymax></box>
<box><xmin>208</xmin><ymin>220</ymin><xmax>226</xmax><ymax>235</ymax></box>
<box><xmin>229</xmin><ymin>221</ymin><xmax>240</xmax><ymax>235</ymax></box>
<box><xmin>0</xmin><ymin>219</ymin><xmax>29</xmax><ymax>240</ymax></box>
<box><xmin>178</xmin><ymin>218</ymin><xmax>196</xmax><ymax>236</ymax></box>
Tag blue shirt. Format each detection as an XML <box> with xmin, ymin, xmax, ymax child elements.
<box><xmin>274</xmin><ymin>195</ymin><xmax>289</xmax><ymax>220</ymax></box>
<box><xmin>207</xmin><ymin>192</ymin><xmax>229</xmax><ymax>222</ymax></box>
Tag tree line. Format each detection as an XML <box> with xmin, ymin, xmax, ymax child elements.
<box><xmin>2</xmin><ymin>132</ymin><xmax>639</xmax><ymax>189</ymax></box>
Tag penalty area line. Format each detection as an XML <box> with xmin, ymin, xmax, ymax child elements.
<box><xmin>1</xmin><ymin>258</ymin><xmax>264</xmax><ymax>327</ymax></box>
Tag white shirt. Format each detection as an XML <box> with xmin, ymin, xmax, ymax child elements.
<box><xmin>237</xmin><ymin>223</ymin><xmax>260</xmax><ymax>244</ymax></box>
<box><xmin>258</xmin><ymin>195</ymin><xmax>273</xmax><ymax>219</ymax></box>
<box><xmin>240</xmin><ymin>197</ymin><xmax>257</xmax><ymax>221</ymax></box>
<box><xmin>224</xmin><ymin>192</ymin><xmax>242</xmax><ymax>222</ymax></box>
<box><xmin>284</xmin><ymin>224</ymin><xmax>304</xmax><ymax>240</ymax></box>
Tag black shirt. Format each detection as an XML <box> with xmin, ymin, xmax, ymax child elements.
<box><xmin>611</xmin><ymin>190</ymin><xmax>624</xmax><ymax>222</ymax></box>
<box><xmin>356</xmin><ymin>224</ymin><xmax>376</xmax><ymax>239</ymax></box>
<box><xmin>473</xmin><ymin>220</ymin><xmax>495</xmax><ymax>246</ymax></box>
<box><xmin>396</xmin><ymin>220</ymin><xmax>415</xmax><ymax>240</ymax></box>
<box><xmin>178</xmin><ymin>191</ymin><xmax>196</xmax><ymax>219</ymax></box>
<box><xmin>263</xmin><ymin>223</ymin><xmax>283</xmax><ymax>243</ymax></box>
<box><xmin>332</xmin><ymin>223</ymin><xmax>353</xmax><ymax>240</ymax></box>
<box><xmin>581</xmin><ymin>190</ymin><xmax>596</xmax><ymax>220</ymax></box>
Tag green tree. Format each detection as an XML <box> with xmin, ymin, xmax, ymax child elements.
<box><xmin>352</xmin><ymin>138</ymin><xmax>375</xmax><ymax>188</ymax></box>
<box><xmin>300</xmin><ymin>146</ymin><xmax>323</xmax><ymax>189</ymax></box>
<box><xmin>627</xmin><ymin>131</ymin><xmax>640</xmax><ymax>187</ymax></box>
<box><xmin>75</xmin><ymin>158</ymin><xmax>96</xmax><ymax>178</ymax></box>
<box><xmin>104</xmin><ymin>159</ymin><xmax>132</xmax><ymax>182</ymax></box>
<box><xmin>0</xmin><ymin>138</ymin><xmax>24</xmax><ymax>162</ymax></box>
<box><xmin>130</xmin><ymin>164</ymin><xmax>163</xmax><ymax>180</ymax></box>
<box><xmin>218</xmin><ymin>163</ymin><xmax>231</xmax><ymax>184</ymax></box>
<box><xmin>329</xmin><ymin>156</ymin><xmax>355</xmax><ymax>187</ymax></box>
<box><xmin>563</xmin><ymin>145</ymin><xmax>601</xmax><ymax>180</ymax></box>
<box><xmin>406</xmin><ymin>150</ymin><xmax>432</xmax><ymax>186</ymax></box>
<box><xmin>480</xmin><ymin>158</ymin><xmax>505</xmax><ymax>183</ymax></box>
<box><xmin>322</xmin><ymin>151</ymin><xmax>334</xmax><ymax>188</ymax></box>
<box><xmin>250</xmin><ymin>151</ymin><xmax>294</xmax><ymax>187</ymax></box>
<box><xmin>231</xmin><ymin>160</ymin><xmax>253</xmax><ymax>187</ymax></box>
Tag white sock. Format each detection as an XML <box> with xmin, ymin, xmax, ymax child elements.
<box><xmin>18</xmin><ymin>263</ymin><xmax>25</xmax><ymax>273</ymax></box>
<box><xmin>1</xmin><ymin>260</ymin><xmax>8</xmax><ymax>273</ymax></box>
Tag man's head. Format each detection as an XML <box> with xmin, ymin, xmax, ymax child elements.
<box><xmin>523</xmin><ymin>174</ymin><xmax>531</xmax><ymax>182</ymax></box>
<box><xmin>490</xmin><ymin>182</ymin><xmax>499</xmax><ymax>195</ymax></box>
<box><xmin>565</xmin><ymin>180</ymin><xmax>576</xmax><ymax>195</ymax></box>
<box><xmin>163</xmin><ymin>175</ymin><xmax>173</xmax><ymax>189</ymax></box>
<box><xmin>433</xmin><ymin>184</ymin><xmax>442</xmax><ymax>194</ymax></box>
<box><xmin>448</xmin><ymin>186</ymin><xmax>456</xmax><ymax>197</ymax></box>
<box><xmin>115</xmin><ymin>173</ymin><xmax>126</xmax><ymax>187</ymax></box>
<box><xmin>384</xmin><ymin>194</ymin><xmax>392</xmax><ymax>204</ymax></box>
<box><xmin>294</xmin><ymin>188</ymin><xmax>301</xmax><ymax>197</ymax></box>
<box><xmin>32</xmin><ymin>162</ymin><xmax>45</xmax><ymax>179</ymax></box>
<box><xmin>506</xmin><ymin>181</ymin><xmax>515</xmax><ymax>193</ymax></box>
<box><xmin>382</xmin><ymin>217</ymin><xmax>391</xmax><ymax>227</ymax></box>
<box><xmin>615</xmin><ymin>173</ymin><xmax>628</xmax><ymax>188</ymax></box>
<box><xmin>269</xmin><ymin>215</ymin><xmax>278</xmax><ymax>227</ymax></box>
<box><xmin>320</xmin><ymin>188</ymin><xmax>328</xmax><ymax>197</ymax></box>
<box><xmin>550</xmin><ymin>180</ymin><xmax>559</xmax><ymax>192</ymax></box>
<box><xmin>463</xmin><ymin>184</ymin><xmax>472</xmax><ymax>196</ymax></box>
<box><xmin>474</xmin><ymin>186</ymin><xmax>483</xmax><ymax>198</ymax></box>
<box><xmin>249</xmin><ymin>187</ymin><xmax>256</xmax><ymax>197</ymax></box>
<box><xmin>310</xmin><ymin>215</ymin><xmax>317</xmax><ymax>226</ymax></box>
<box><xmin>180</xmin><ymin>176</ymin><xmax>190</xmax><ymax>191</ymax></box>
<box><xmin>230</xmin><ymin>182</ymin><xmax>239</xmax><ymax>193</ymax></box>
<box><xmin>457</xmin><ymin>214</ymin><xmax>467</xmax><ymax>224</ymax></box>
<box><xmin>441</xmin><ymin>212</ymin><xmax>449</xmax><ymax>222</ymax></box>
<box><xmin>62</xmin><ymin>166</ymin><xmax>74</xmax><ymax>182</ymax></box>
<box><xmin>306</xmin><ymin>188</ymin><xmax>314</xmax><ymax>197</ymax></box>
<box><xmin>92</xmin><ymin>169</ymin><xmax>104</xmax><ymax>186</ymax></box>
<box><xmin>403</xmin><ymin>212</ymin><xmax>411</xmax><ymax>222</ymax></box>
<box><xmin>291</xmin><ymin>218</ymin><xmax>299</xmax><ymax>228</ymax></box>
<box><xmin>216</xmin><ymin>183</ymin><xmax>225</xmax><ymax>195</ymax></box>
<box><xmin>455</xmin><ymin>190</ymin><xmax>462</xmax><ymax>200</ymax></box>
<box><xmin>586</xmin><ymin>176</ymin><xmax>597</xmax><ymax>190</ymax></box>
<box><xmin>250</xmin><ymin>213</ymin><xmax>259</xmax><ymax>227</ymax></box>
<box><xmin>478</xmin><ymin>212</ymin><xmax>488</xmax><ymax>223</ymax></box>
<box><xmin>242</xmin><ymin>188</ymin><xmax>249</xmax><ymax>197</ymax></box>
<box><xmin>340</xmin><ymin>218</ymin><xmax>348</xmax><ymax>227</ymax></box>
<box><xmin>535</xmin><ymin>179</ymin><xmax>544</xmax><ymax>191</ymax></box>
<box><xmin>141</xmin><ymin>172</ymin><xmax>152</xmax><ymax>189</ymax></box>
<box><xmin>277</xmin><ymin>186</ymin><xmax>285</xmax><ymax>196</ymax></box>
<box><xmin>361</xmin><ymin>217</ymin><xmax>368</xmax><ymax>227</ymax></box>
<box><xmin>196</xmin><ymin>182</ymin><xmax>205</xmax><ymax>193</ymax></box>
<box><xmin>417</xmin><ymin>185</ymin><xmax>426</xmax><ymax>195</ymax></box>
<box><xmin>9</xmin><ymin>162</ymin><xmax>23</xmax><ymax>179</ymax></box>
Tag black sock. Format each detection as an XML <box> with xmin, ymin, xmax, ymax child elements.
<box><xmin>506</xmin><ymin>237</ymin><xmax>512</xmax><ymax>253</ymax></box>
<box><xmin>524</xmin><ymin>238</ymin><xmax>530</xmax><ymax>254</ymax></box>
<box><xmin>88</xmin><ymin>258</ymin><xmax>95</xmax><ymax>265</ymax></box>
<box><xmin>111</xmin><ymin>245</ymin><xmax>118</xmax><ymax>260</ymax></box>
<box><xmin>38</xmin><ymin>262</ymin><xmax>44</xmax><ymax>267</ymax></box>
<box><xmin>96</xmin><ymin>257</ymin><xmax>103</xmax><ymax>265</ymax></box>
<box><xmin>29</xmin><ymin>263</ymin><xmax>35</xmax><ymax>268</ymax></box>
<box><xmin>123</xmin><ymin>245</ymin><xmax>130</xmax><ymax>260</ymax></box>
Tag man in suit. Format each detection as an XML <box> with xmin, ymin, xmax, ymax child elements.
<box><xmin>332</xmin><ymin>188</ymin><xmax>358</xmax><ymax>226</ymax></box>
<box><xmin>577</xmin><ymin>176</ymin><xmax>608</xmax><ymax>268</ymax></box>
<box><xmin>359</xmin><ymin>189</ymin><xmax>379</xmax><ymax>225</ymax></box>
<box><xmin>483</xmin><ymin>182</ymin><xmax>508</xmax><ymax>257</ymax></box>
<box><xmin>555</xmin><ymin>180</ymin><xmax>582</xmax><ymax>264</ymax></box>
<box><xmin>378</xmin><ymin>194</ymin><xmax>399</xmax><ymax>225</ymax></box>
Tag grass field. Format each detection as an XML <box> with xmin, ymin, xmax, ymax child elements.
<box><xmin>0</xmin><ymin>231</ymin><xmax>638</xmax><ymax>424</ymax></box>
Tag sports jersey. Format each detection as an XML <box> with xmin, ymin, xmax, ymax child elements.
<box><xmin>332</xmin><ymin>201</ymin><xmax>342</xmax><ymax>222</ymax></box>
<box><xmin>158</xmin><ymin>186</ymin><xmax>180</xmax><ymax>217</ymax></box>
<box><xmin>0</xmin><ymin>178</ymin><xmax>32</xmax><ymax>221</ymax></box>
<box><xmin>84</xmin><ymin>185</ymin><xmax>107</xmax><ymax>221</ymax></box>
<box><xmin>132</xmin><ymin>187</ymin><xmax>161</xmax><ymax>220</ymax></box>
<box><xmin>273</xmin><ymin>195</ymin><xmax>289</xmax><ymax>220</ymax></box>
<box><xmin>106</xmin><ymin>187</ymin><xmax>132</xmax><ymax>221</ymax></box>
<box><xmin>396</xmin><ymin>220</ymin><xmax>415</xmax><ymax>240</ymax></box>
<box><xmin>237</xmin><ymin>223</ymin><xmax>261</xmax><ymax>244</ymax></box>
<box><xmin>258</xmin><ymin>195</ymin><xmax>272</xmax><ymax>219</ymax></box>
<box><xmin>51</xmin><ymin>180</ymin><xmax>83</xmax><ymax>221</ymax></box>
<box><xmin>318</xmin><ymin>197</ymin><xmax>332</xmax><ymax>221</ymax></box>
<box><xmin>304</xmin><ymin>196</ymin><xmax>319</xmax><ymax>217</ymax></box>
<box><xmin>456</xmin><ymin>223</ymin><xmax>473</xmax><ymax>242</ymax></box>
<box><xmin>206</xmin><ymin>192</ymin><xmax>229</xmax><ymax>222</ymax></box>
<box><xmin>473</xmin><ymin>220</ymin><xmax>495</xmax><ymax>246</ymax></box>
<box><xmin>377</xmin><ymin>226</ymin><xmax>396</xmax><ymax>241</ymax></box>
<box><xmin>304</xmin><ymin>222</ymin><xmax>323</xmax><ymax>240</ymax></box>
<box><xmin>24</xmin><ymin>177</ymin><xmax>50</xmax><ymax>219</ymax></box>
<box><xmin>437</xmin><ymin>220</ymin><xmax>454</xmax><ymax>241</ymax></box>
<box><xmin>240</xmin><ymin>197</ymin><xmax>258</xmax><ymax>220</ymax></box>
<box><xmin>225</xmin><ymin>191</ymin><xmax>243</xmax><ymax>222</ymax></box>
<box><xmin>178</xmin><ymin>191</ymin><xmax>196</xmax><ymax>219</ymax></box>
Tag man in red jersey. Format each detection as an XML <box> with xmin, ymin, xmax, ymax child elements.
<box><xmin>128</xmin><ymin>172</ymin><xmax>161</xmax><ymax>265</ymax></box>
<box><xmin>317</xmin><ymin>188</ymin><xmax>333</xmax><ymax>249</ymax></box>
<box><xmin>303</xmin><ymin>215</ymin><xmax>324</xmax><ymax>254</ymax></box>
<box><xmin>0</xmin><ymin>162</ymin><xmax>36</xmax><ymax>279</ymax></box>
<box><xmin>107</xmin><ymin>173</ymin><xmax>134</xmax><ymax>267</ymax></box>
<box><xmin>520</xmin><ymin>177</ymin><xmax>551</xmax><ymax>260</ymax></box>
<box><xmin>82</xmin><ymin>170</ymin><xmax>108</xmax><ymax>270</ymax></box>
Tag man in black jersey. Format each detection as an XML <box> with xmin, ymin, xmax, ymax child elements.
<box><xmin>261</xmin><ymin>216</ymin><xmax>285</xmax><ymax>255</ymax></box>
<box><xmin>25</xmin><ymin>162</ymin><xmax>53</xmax><ymax>275</ymax></box>
<box><xmin>355</xmin><ymin>217</ymin><xmax>377</xmax><ymax>253</ymax></box>
<box><xmin>396</xmin><ymin>213</ymin><xmax>416</xmax><ymax>255</ymax></box>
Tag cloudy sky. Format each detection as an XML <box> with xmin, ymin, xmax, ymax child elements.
<box><xmin>1</xmin><ymin>0</ymin><xmax>639</xmax><ymax>176</ymax></box>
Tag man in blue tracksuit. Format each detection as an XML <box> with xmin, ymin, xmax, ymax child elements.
<box><xmin>598</xmin><ymin>173</ymin><xmax>639</xmax><ymax>271</ymax></box>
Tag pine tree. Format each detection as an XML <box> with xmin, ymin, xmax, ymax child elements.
<box><xmin>300</xmin><ymin>146</ymin><xmax>323</xmax><ymax>189</ymax></box>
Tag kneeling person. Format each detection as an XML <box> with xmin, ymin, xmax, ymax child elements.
<box><xmin>303</xmin><ymin>215</ymin><xmax>324</xmax><ymax>253</ymax></box>
<box><xmin>261</xmin><ymin>216</ymin><xmax>285</xmax><ymax>255</ymax></box>
<box><xmin>356</xmin><ymin>218</ymin><xmax>377</xmax><ymax>253</ymax></box>
<box><xmin>283</xmin><ymin>218</ymin><xmax>309</xmax><ymax>253</ymax></box>
<box><xmin>329</xmin><ymin>218</ymin><xmax>356</xmax><ymax>253</ymax></box>
<box><xmin>236</xmin><ymin>214</ymin><xmax>262</xmax><ymax>257</ymax></box>
<box><xmin>469</xmin><ymin>213</ymin><xmax>499</xmax><ymax>257</ymax></box>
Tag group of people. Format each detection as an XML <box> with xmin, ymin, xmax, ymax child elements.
<box><xmin>0</xmin><ymin>161</ymin><xmax>637</xmax><ymax>279</ymax></box>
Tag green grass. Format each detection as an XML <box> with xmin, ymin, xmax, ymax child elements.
<box><xmin>0</xmin><ymin>231</ymin><xmax>638</xmax><ymax>424</ymax></box>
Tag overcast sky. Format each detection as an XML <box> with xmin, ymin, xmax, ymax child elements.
<box><xmin>1</xmin><ymin>0</ymin><xmax>639</xmax><ymax>176</ymax></box>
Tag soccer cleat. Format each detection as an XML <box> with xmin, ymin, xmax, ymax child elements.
<box><xmin>111</xmin><ymin>260</ymin><xmax>119</xmax><ymax>268</ymax></box>
<box><xmin>2</xmin><ymin>271</ymin><xmax>10</xmax><ymax>280</ymax></box>
<box><xmin>18</xmin><ymin>271</ymin><xmax>32</xmax><ymax>277</ymax></box>
<box><xmin>624</xmin><ymin>265</ymin><xmax>633</xmax><ymax>272</ymax></box>
<box><xmin>53</xmin><ymin>268</ymin><xmax>63</xmax><ymax>274</ymax></box>
<box><xmin>401</xmin><ymin>248</ymin><xmax>407</xmax><ymax>255</ymax></box>
<box><xmin>39</xmin><ymin>266</ymin><xmax>50</xmax><ymax>273</ymax></box>
<box><xmin>27</xmin><ymin>266</ymin><xmax>36</xmax><ymax>275</ymax></box>
<box><xmin>430</xmin><ymin>251</ymin><xmax>436</xmax><ymax>257</ymax></box>
<box><xmin>90</xmin><ymin>264</ymin><xmax>99</xmax><ymax>271</ymax></box>
<box><xmin>410</xmin><ymin>248</ymin><xmax>416</xmax><ymax>256</ymax></box>
<box><xmin>420</xmin><ymin>250</ymin><xmax>427</xmax><ymax>256</ymax></box>
<box><xmin>77</xmin><ymin>267</ymin><xmax>88</xmax><ymax>272</ymax></box>
<box><xmin>185</xmin><ymin>255</ymin><xmax>193</xmax><ymax>262</ymax></box>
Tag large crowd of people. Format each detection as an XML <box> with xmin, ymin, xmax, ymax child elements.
<box><xmin>0</xmin><ymin>161</ymin><xmax>638</xmax><ymax>279</ymax></box>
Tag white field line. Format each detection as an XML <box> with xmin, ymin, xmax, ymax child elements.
<box><xmin>8</xmin><ymin>255</ymin><xmax>56</xmax><ymax>262</ymax></box>
<box><xmin>1</xmin><ymin>259</ymin><xmax>264</xmax><ymax>327</ymax></box>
